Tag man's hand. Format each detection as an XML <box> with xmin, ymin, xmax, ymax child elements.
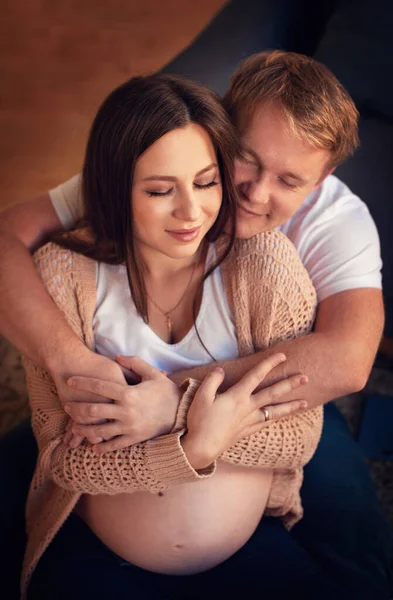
<box><xmin>48</xmin><ymin>346</ymin><xmax>127</xmax><ymax>447</ymax></box>
<box><xmin>51</xmin><ymin>350</ymin><xmax>126</xmax><ymax>408</ymax></box>
<box><xmin>63</xmin><ymin>356</ymin><xmax>181</xmax><ymax>453</ymax></box>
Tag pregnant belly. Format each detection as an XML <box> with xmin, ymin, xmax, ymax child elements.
<box><xmin>77</xmin><ymin>461</ymin><xmax>273</xmax><ymax>575</ymax></box>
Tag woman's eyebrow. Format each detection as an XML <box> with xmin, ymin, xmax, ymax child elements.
<box><xmin>195</xmin><ymin>163</ymin><xmax>218</xmax><ymax>176</ymax></box>
<box><xmin>142</xmin><ymin>163</ymin><xmax>218</xmax><ymax>182</ymax></box>
<box><xmin>142</xmin><ymin>175</ymin><xmax>177</xmax><ymax>182</ymax></box>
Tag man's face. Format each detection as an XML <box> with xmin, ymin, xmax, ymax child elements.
<box><xmin>234</xmin><ymin>102</ymin><xmax>332</xmax><ymax>238</ymax></box>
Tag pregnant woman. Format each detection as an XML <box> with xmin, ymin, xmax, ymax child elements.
<box><xmin>22</xmin><ymin>73</ymin><xmax>323</xmax><ymax>599</ymax></box>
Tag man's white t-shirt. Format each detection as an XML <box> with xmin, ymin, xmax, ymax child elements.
<box><xmin>49</xmin><ymin>173</ymin><xmax>382</xmax><ymax>302</ymax></box>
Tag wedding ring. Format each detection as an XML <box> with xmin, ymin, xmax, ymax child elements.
<box><xmin>263</xmin><ymin>408</ymin><xmax>270</xmax><ymax>422</ymax></box>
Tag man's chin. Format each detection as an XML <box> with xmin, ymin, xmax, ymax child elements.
<box><xmin>235</xmin><ymin>216</ymin><xmax>270</xmax><ymax>239</ymax></box>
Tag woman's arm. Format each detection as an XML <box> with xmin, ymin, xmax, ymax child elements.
<box><xmin>25</xmin><ymin>359</ymin><xmax>214</xmax><ymax>495</ymax></box>
<box><xmin>170</xmin><ymin>369</ymin><xmax>323</xmax><ymax>471</ymax></box>
<box><xmin>30</xmin><ymin>237</ymin><xmax>319</xmax><ymax>480</ymax></box>
<box><xmin>192</xmin><ymin>233</ymin><xmax>322</xmax><ymax>470</ymax></box>
<box><xmin>219</xmin><ymin>407</ymin><xmax>322</xmax><ymax>469</ymax></box>
<box><xmin>172</xmin><ymin>370</ymin><xmax>322</xmax><ymax>471</ymax></box>
<box><xmin>26</xmin><ymin>349</ymin><xmax>306</xmax><ymax>494</ymax></box>
<box><xmin>215</xmin><ymin>290</ymin><xmax>323</xmax><ymax>469</ymax></box>
<box><xmin>64</xmin><ymin>233</ymin><xmax>323</xmax><ymax>471</ymax></box>
<box><xmin>25</xmin><ymin>242</ymin><xmax>217</xmax><ymax>495</ymax></box>
<box><xmin>216</xmin><ymin>234</ymin><xmax>323</xmax><ymax>469</ymax></box>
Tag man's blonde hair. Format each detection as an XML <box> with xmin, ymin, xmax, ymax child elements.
<box><xmin>224</xmin><ymin>50</ymin><xmax>359</xmax><ymax>169</ymax></box>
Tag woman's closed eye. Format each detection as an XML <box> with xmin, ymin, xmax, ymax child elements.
<box><xmin>194</xmin><ymin>180</ymin><xmax>220</xmax><ymax>190</ymax></box>
<box><xmin>146</xmin><ymin>188</ymin><xmax>173</xmax><ymax>197</ymax></box>
<box><xmin>146</xmin><ymin>180</ymin><xmax>219</xmax><ymax>197</ymax></box>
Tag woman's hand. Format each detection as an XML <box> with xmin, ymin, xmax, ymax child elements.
<box><xmin>181</xmin><ymin>353</ymin><xmax>308</xmax><ymax>470</ymax></box>
<box><xmin>64</xmin><ymin>356</ymin><xmax>181</xmax><ymax>453</ymax></box>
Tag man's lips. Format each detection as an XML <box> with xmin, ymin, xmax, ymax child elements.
<box><xmin>237</xmin><ymin>204</ymin><xmax>268</xmax><ymax>218</ymax></box>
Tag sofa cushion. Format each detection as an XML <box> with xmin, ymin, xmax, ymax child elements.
<box><xmin>335</xmin><ymin>115</ymin><xmax>393</xmax><ymax>336</ymax></box>
<box><xmin>314</xmin><ymin>0</ymin><xmax>393</xmax><ymax>120</ymax></box>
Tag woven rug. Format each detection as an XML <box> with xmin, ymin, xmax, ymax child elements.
<box><xmin>0</xmin><ymin>336</ymin><xmax>30</xmax><ymax>435</ymax></box>
<box><xmin>1</xmin><ymin>334</ymin><xmax>392</xmax><ymax>528</ymax></box>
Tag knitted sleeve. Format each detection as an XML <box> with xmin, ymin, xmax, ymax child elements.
<box><xmin>24</xmin><ymin>243</ymin><xmax>214</xmax><ymax>496</ymax></box>
<box><xmin>210</xmin><ymin>232</ymin><xmax>323</xmax><ymax>469</ymax></box>
<box><xmin>220</xmin><ymin>408</ymin><xmax>323</xmax><ymax>468</ymax></box>
<box><xmin>175</xmin><ymin>383</ymin><xmax>322</xmax><ymax>469</ymax></box>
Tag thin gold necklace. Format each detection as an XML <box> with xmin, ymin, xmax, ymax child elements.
<box><xmin>147</xmin><ymin>259</ymin><xmax>199</xmax><ymax>344</ymax></box>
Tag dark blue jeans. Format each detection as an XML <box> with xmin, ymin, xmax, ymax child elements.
<box><xmin>293</xmin><ymin>404</ymin><xmax>392</xmax><ymax>598</ymax></box>
<box><xmin>1</xmin><ymin>405</ymin><xmax>392</xmax><ymax>599</ymax></box>
<box><xmin>26</xmin><ymin>511</ymin><xmax>340</xmax><ymax>600</ymax></box>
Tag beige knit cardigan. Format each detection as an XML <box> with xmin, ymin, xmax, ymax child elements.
<box><xmin>21</xmin><ymin>230</ymin><xmax>322</xmax><ymax>597</ymax></box>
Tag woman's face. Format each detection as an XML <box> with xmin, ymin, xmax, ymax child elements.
<box><xmin>132</xmin><ymin>123</ymin><xmax>222</xmax><ymax>262</ymax></box>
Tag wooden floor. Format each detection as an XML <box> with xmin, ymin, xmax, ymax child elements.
<box><xmin>0</xmin><ymin>0</ymin><xmax>226</xmax><ymax>210</ymax></box>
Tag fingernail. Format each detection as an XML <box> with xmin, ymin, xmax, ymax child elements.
<box><xmin>278</xmin><ymin>354</ymin><xmax>286</xmax><ymax>362</ymax></box>
<box><xmin>300</xmin><ymin>401</ymin><xmax>308</xmax><ymax>409</ymax></box>
<box><xmin>64</xmin><ymin>405</ymin><xmax>71</xmax><ymax>413</ymax></box>
<box><xmin>214</xmin><ymin>367</ymin><xmax>224</xmax><ymax>374</ymax></box>
<box><xmin>300</xmin><ymin>376</ymin><xmax>308</xmax><ymax>384</ymax></box>
<box><xmin>67</xmin><ymin>378</ymin><xmax>76</xmax><ymax>387</ymax></box>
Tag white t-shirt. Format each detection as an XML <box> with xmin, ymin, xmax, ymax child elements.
<box><xmin>49</xmin><ymin>173</ymin><xmax>382</xmax><ymax>303</ymax></box>
<box><xmin>93</xmin><ymin>245</ymin><xmax>239</xmax><ymax>373</ymax></box>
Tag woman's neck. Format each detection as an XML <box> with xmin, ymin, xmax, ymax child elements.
<box><xmin>137</xmin><ymin>241</ymin><xmax>206</xmax><ymax>283</ymax></box>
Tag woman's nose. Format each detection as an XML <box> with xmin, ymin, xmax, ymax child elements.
<box><xmin>174</xmin><ymin>191</ymin><xmax>201</xmax><ymax>222</ymax></box>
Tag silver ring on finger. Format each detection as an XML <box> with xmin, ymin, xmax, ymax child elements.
<box><xmin>263</xmin><ymin>408</ymin><xmax>270</xmax><ymax>422</ymax></box>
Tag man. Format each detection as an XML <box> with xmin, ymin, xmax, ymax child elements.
<box><xmin>0</xmin><ymin>51</ymin><xmax>391</xmax><ymax>598</ymax></box>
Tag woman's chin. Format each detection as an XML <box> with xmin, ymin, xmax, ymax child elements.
<box><xmin>163</xmin><ymin>240</ymin><xmax>204</xmax><ymax>260</ymax></box>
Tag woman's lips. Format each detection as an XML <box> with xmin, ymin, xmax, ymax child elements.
<box><xmin>166</xmin><ymin>226</ymin><xmax>201</xmax><ymax>242</ymax></box>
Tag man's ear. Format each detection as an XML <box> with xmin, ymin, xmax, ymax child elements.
<box><xmin>313</xmin><ymin>166</ymin><xmax>335</xmax><ymax>191</ymax></box>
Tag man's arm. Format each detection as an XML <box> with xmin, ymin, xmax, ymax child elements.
<box><xmin>0</xmin><ymin>194</ymin><xmax>87</xmax><ymax>368</ymax></box>
<box><xmin>170</xmin><ymin>288</ymin><xmax>384</xmax><ymax>409</ymax></box>
<box><xmin>0</xmin><ymin>194</ymin><xmax>128</xmax><ymax>412</ymax></box>
<box><xmin>0</xmin><ymin>192</ymin><xmax>384</xmax><ymax>413</ymax></box>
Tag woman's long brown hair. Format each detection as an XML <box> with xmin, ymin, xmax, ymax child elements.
<box><xmin>53</xmin><ymin>74</ymin><xmax>239</xmax><ymax>324</ymax></box>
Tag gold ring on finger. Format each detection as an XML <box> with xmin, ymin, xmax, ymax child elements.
<box><xmin>263</xmin><ymin>408</ymin><xmax>270</xmax><ymax>422</ymax></box>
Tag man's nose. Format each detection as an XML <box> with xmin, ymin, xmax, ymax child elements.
<box><xmin>245</xmin><ymin>176</ymin><xmax>270</xmax><ymax>205</ymax></box>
